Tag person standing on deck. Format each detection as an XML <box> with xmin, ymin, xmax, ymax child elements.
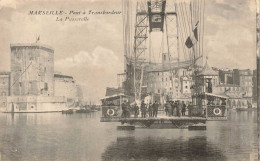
<box><xmin>153</xmin><ymin>101</ymin><xmax>159</xmax><ymax>117</ymax></box>
<box><xmin>221</xmin><ymin>99</ymin><xmax>226</xmax><ymax>117</ymax></box>
<box><xmin>177</xmin><ymin>101</ymin><xmax>182</xmax><ymax>117</ymax></box>
<box><xmin>188</xmin><ymin>102</ymin><xmax>192</xmax><ymax>117</ymax></box>
<box><xmin>121</xmin><ymin>100</ymin><xmax>127</xmax><ymax>118</ymax></box>
<box><xmin>174</xmin><ymin>101</ymin><xmax>178</xmax><ymax>116</ymax></box>
<box><xmin>148</xmin><ymin>102</ymin><xmax>153</xmax><ymax>117</ymax></box>
<box><xmin>164</xmin><ymin>101</ymin><xmax>171</xmax><ymax>116</ymax></box>
<box><xmin>182</xmin><ymin>101</ymin><xmax>186</xmax><ymax>116</ymax></box>
<box><xmin>133</xmin><ymin>102</ymin><xmax>139</xmax><ymax>118</ymax></box>
<box><xmin>125</xmin><ymin>101</ymin><xmax>131</xmax><ymax>118</ymax></box>
<box><xmin>141</xmin><ymin>100</ymin><xmax>146</xmax><ymax>118</ymax></box>
<box><xmin>170</xmin><ymin>101</ymin><xmax>173</xmax><ymax>116</ymax></box>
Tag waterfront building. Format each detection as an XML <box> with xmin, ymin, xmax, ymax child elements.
<box><xmin>219</xmin><ymin>69</ymin><xmax>233</xmax><ymax>84</ymax></box>
<box><xmin>6</xmin><ymin>43</ymin><xmax>66</xmax><ymax>112</ymax></box>
<box><xmin>213</xmin><ymin>84</ymin><xmax>249</xmax><ymax>108</ymax></box>
<box><xmin>233</xmin><ymin>69</ymin><xmax>253</xmax><ymax>98</ymax></box>
<box><xmin>54</xmin><ymin>73</ymin><xmax>83</xmax><ymax>107</ymax></box>
<box><xmin>0</xmin><ymin>72</ymin><xmax>10</xmax><ymax>111</ymax></box>
<box><xmin>146</xmin><ymin>66</ymin><xmax>192</xmax><ymax>102</ymax></box>
<box><xmin>10</xmin><ymin>43</ymin><xmax>54</xmax><ymax>96</ymax></box>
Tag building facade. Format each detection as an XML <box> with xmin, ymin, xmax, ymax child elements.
<box><xmin>0</xmin><ymin>72</ymin><xmax>10</xmax><ymax>110</ymax></box>
<box><xmin>10</xmin><ymin>43</ymin><xmax>54</xmax><ymax>96</ymax></box>
<box><xmin>233</xmin><ymin>69</ymin><xmax>253</xmax><ymax>97</ymax></box>
<box><xmin>6</xmin><ymin>43</ymin><xmax>66</xmax><ymax>112</ymax></box>
<box><xmin>146</xmin><ymin>67</ymin><xmax>192</xmax><ymax>101</ymax></box>
<box><xmin>219</xmin><ymin>69</ymin><xmax>233</xmax><ymax>84</ymax></box>
<box><xmin>54</xmin><ymin>73</ymin><xmax>83</xmax><ymax>107</ymax></box>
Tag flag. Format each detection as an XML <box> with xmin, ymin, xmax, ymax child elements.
<box><xmin>185</xmin><ymin>37</ymin><xmax>193</xmax><ymax>48</ymax></box>
<box><xmin>193</xmin><ymin>27</ymin><xmax>198</xmax><ymax>41</ymax></box>
<box><xmin>185</xmin><ymin>21</ymin><xmax>199</xmax><ymax>48</ymax></box>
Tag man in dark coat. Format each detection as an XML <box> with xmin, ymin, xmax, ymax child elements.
<box><xmin>177</xmin><ymin>101</ymin><xmax>182</xmax><ymax>117</ymax></box>
<box><xmin>181</xmin><ymin>101</ymin><xmax>186</xmax><ymax>116</ymax></box>
<box><xmin>221</xmin><ymin>99</ymin><xmax>226</xmax><ymax>117</ymax></box>
<box><xmin>121</xmin><ymin>100</ymin><xmax>127</xmax><ymax>118</ymax></box>
<box><xmin>141</xmin><ymin>100</ymin><xmax>146</xmax><ymax>118</ymax></box>
<box><xmin>188</xmin><ymin>102</ymin><xmax>192</xmax><ymax>117</ymax></box>
<box><xmin>148</xmin><ymin>102</ymin><xmax>153</xmax><ymax>117</ymax></box>
<box><xmin>164</xmin><ymin>101</ymin><xmax>171</xmax><ymax>116</ymax></box>
<box><xmin>125</xmin><ymin>101</ymin><xmax>130</xmax><ymax>118</ymax></box>
<box><xmin>153</xmin><ymin>101</ymin><xmax>159</xmax><ymax>117</ymax></box>
<box><xmin>169</xmin><ymin>101</ymin><xmax>173</xmax><ymax>116</ymax></box>
<box><xmin>133</xmin><ymin>103</ymin><xmax>139</xmax><ymax>118</ymax></box>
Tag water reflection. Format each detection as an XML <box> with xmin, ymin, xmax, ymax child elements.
<box><xmin>102</xmin><ymin>136</ymin><xmax>226</xmax><ymax>161</ymax></box>
<box><xmin>0</xmin><ymin>111</ymin><xmax>257</xmax><ymax>161</ymax></box>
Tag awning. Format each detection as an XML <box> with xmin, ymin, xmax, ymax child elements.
<box><xmin>100</xmin><ymin>93</ymin><xmax>128</xmax><ymax>101</ymax></box>
<box><xmin>193</xmin><ymin>92</ymin><xmax>229</xmax><ymax>99</ymax></box>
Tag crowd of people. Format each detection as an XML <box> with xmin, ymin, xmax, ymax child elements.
<box><xmin>164</xmin><ymin>100</ymin><xmax>192</xmax><ymax>117</ymax></box>
<box><xmin>121</xmin><ymin>100</ymin><xmax>193</xmax><ymax>118</ymax></box>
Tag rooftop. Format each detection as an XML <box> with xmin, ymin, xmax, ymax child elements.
<box><xmin>54</xmin><ymin>74</ymin><xmax>73</xmax><ymax>79</ymax></box>
<box><xmin>216</xmin><ymin>84</ymin><xmax>240</xmax><ymax>87</ymax></box>
<box><xmin>198</xmin><ymin>61</ymin><xmax>218</xmax><ymax>76</ymax></box>
<box><xmin>10</xmin><ymin>43</ymin><xmax>54</xmax><ymax>52</ymax></box>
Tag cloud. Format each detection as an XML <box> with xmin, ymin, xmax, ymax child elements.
<box><xmin>55</xmin><ymin>46</ymin><xmax>124</xmax><ymax>103</ymax></box>
<box><xmin>55</xmin><ymin>46</ymin><xmax>120</xmax><ymax>71</ymax></box>
<box><xmin>0</xmin><ymin>0</ymin><xmax>18</xmax><ymax>10</ymax></box>
<box><xmin>203</xmin><ymin>0</ymin><xmax>256</xmax><ymax>70</ymax></box>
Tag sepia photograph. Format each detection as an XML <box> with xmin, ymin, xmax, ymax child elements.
<box><xmin>0</xmin><ymin>0</ymin><xmax>259</xmax><ymax>160</ymax></box>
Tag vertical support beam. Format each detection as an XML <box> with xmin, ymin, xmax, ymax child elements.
<box><xmin>133</xmin><ymin>0</ymin><xmax>148</xmax><ymax>102</ymax></box>
<box><xmin>256</xmin><ymin>0</ymin><xmax>260</xmax><ymax>159</ymax></box>
<box><xmin>165</xmin><ymin>12</ymin><xmax>178</xmax><ymax>63</ymax></box>
<box><xmin>205</xmin><ymin>94</ymin><xmax>207</xmax><ymax>119</ymax></box>
<box><xmin>120</xmin><ymin>95</ymin><xmax>122</xmax><ymax>113</ymax></box>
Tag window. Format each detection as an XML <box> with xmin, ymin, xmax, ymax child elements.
<box><xmin>164</xmin><ymin>55</ymin><xmax>166</xmax><ymax>61</ymax></box>
<box><xmin>185</xmin><ymin>86</ymin><xmax>188</xmax><ymax>89</ymax></box>
<box><xmin>44</xmin><ymin>67</ymin><xmax>47</xmax><ymax>72</ymax></box>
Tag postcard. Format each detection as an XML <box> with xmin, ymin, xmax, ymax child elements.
<box><xmin>0</xmin><ymin>0</ymin><xmax>258</xmax><ymax>160</ymax></box>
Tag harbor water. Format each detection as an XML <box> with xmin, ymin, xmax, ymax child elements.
<box><xmin>0</xmin><ymin>110</ymin><xmax>257</xmax><ymax>161</ymax></box>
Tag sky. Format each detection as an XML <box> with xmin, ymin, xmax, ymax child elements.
<box><xmin>0</xmin><ymin>0</ymin><xmax>257</xmax><ymax>103</ymax></box>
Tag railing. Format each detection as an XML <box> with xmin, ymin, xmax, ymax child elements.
<box><xmin>189</xmin><ymin>104</ymin><xmax>227</xmax><ymax>119</ymax></box>
<box><xmin>101</xmin><ymin>106</ymin><xmax>121</xmax><ymax>117</ymax></box>
<box><xmin>206</xmin><ymin>105</ymin><xmax>227</xmax><ymax>119</ymax></box>
<box><xmin>101</xmin><ymin>104</ymin><xmax>227</xmax><ymax>120</ymax></box>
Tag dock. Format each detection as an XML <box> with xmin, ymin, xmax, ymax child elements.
<box><xmin>101</xmin><ymin>116</ymin><xmax>208</xmax><ymax>128</ymax></box>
